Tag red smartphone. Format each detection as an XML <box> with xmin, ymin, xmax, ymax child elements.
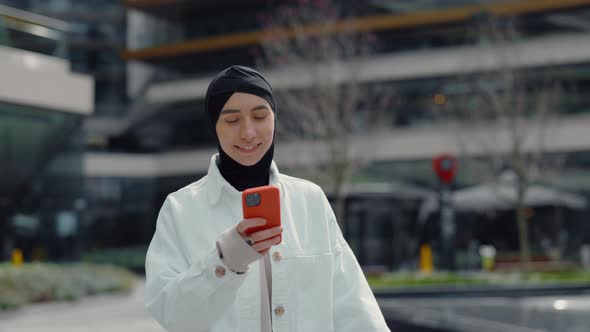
<box><xmin>242</xmin><ymin>185</ymin><xmax>281</xmax><ymax>243</ymax></box>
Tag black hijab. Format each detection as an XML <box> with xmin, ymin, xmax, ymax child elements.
<box><xmin>205</xmin><ymin>65</ymin><xmax>276</xmax><ymax>192</ymax></box>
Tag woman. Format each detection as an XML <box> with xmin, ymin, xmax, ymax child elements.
<box><xmin>144</xmin><ymin>65</ymin><xmax>390</xmax><ymax>332</ymax></box>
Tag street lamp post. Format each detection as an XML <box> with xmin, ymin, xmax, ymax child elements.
<box><xmin>433</xmin><ymin>153</ymin><xmax>457</xmax><ymax>270</ymax></box>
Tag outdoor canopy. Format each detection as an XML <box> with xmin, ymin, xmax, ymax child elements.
<box><xmin>418</xmin><ymin>171</ymin><xmax>588</xmax><ymax>222</ymax></box>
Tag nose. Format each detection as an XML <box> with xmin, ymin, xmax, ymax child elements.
<box><xmin>239</xmin><ymin>118</ymin><xmax>256</xmax><ymax>141</ymax></box>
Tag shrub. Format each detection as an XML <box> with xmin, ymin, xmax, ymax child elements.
<box><xmin>0</xmin><ymin>263</ymin><xmax>136</xmax><ymax>311</ymax></box>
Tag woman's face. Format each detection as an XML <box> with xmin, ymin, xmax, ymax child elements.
<box><xmin>216</xmin><ymin>92</ymin><xmax>275</xmax><ymax>166</ymax></box>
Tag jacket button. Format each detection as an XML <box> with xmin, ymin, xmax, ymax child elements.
<box><xmin>215</xmin><ymin>265</ymin><xmax>226</xmax><ymax>277</ymax></box>
<box><xmin>274</xmin><ymin>305</ymin><xmax>285</xmax><ymax>317</ymax></box>
<box><xmin>272</xmin><ymin>251</ymin><xmax>283</xmax><ymax>262</ymax></box>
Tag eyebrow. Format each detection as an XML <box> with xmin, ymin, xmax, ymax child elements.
<box><xmin>251</xmin><ymin>105</ymin><xmax>271</xmax><ymax>112</ymax></box>
<box><xmin>220</xmin><ymin>104</ymin><xmax>271</xmax><ymax>114</ymax></box>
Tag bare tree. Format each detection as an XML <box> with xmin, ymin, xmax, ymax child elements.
<box><xmin>255</xmin><ymin>0</ymin><xmax>394</xmax><ymax>225</ymax></box>
<box><xmin>434</xmin><ymin>15</ymin><xmax>563</xmax><ymax>269</ymax></box>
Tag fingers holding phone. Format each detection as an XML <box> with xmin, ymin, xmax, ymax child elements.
<box><xmin>240</xmin><ymin>185</ymin><xmax>282</xmax><ymax>255</ymax></box>
<box><xmin>253</xmin><ymin>237</ymin><xmax>281</xmax><ymax>255</ymax></box>
<box><xmin>236</xmin><ymin>218</ymin><xmax>282</xmax><ymax>254</ymax></box>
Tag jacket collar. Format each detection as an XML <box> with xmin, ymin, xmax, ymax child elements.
<box><xmin>206</xmin><ymin>154</ymin><xmax>281</xmax><ymax>206</ymax></box>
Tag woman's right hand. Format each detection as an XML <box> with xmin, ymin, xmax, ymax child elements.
<box><xmin>236</xmin><ymin>218</ymin><xmax>282</xmax><ymax>255</ymax></box>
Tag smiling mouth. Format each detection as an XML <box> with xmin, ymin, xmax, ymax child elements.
<box><xmin>235</xmin><ymin>143</ymin><xmax>262</xmax><ymax>152</ymax></box>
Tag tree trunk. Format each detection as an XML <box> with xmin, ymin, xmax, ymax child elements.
<box><xmin>0</xmin><ymin>212</ymin><xmax>13</xmax><ymax>261</ymax></box>
<box><xmin>328</xmin><ymin>137</ymin><xmax>350</xmax><ymax>231</ymax></box>
<box><xmin>333</xmin><ymin>188</ymin><xmax>346</xmax><ymax>230</ymax></box>
<box><xmin>331</xmin><ymin>166</ymin><xmax>347</xmax><ymax>234</ymax></box>
<box><xmin>516</xmin><ymin>182</ymin><xmax>531</xmax><ymax>269</ymax></box>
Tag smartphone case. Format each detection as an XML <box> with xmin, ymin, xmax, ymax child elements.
<box><xmin>242</xmin><ymin>185</ymin><xmax>281</xmax><ymax>243</ymax></box>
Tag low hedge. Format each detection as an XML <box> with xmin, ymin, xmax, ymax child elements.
<box><xmin>367</xmin><ymin>270</ymin><xmax>590</xmax><ymax>289</ymax></box>
<box><xmin>367</xmin><ymin>272</ymin><xmax>488</xmax><ymax>289</ymax></box>
<box><xmin>0</xmin><ymin>263</ymin><xmax>136</xmax><ymax>311</ymax></box>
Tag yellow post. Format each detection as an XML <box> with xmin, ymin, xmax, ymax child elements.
<box><xmin>11</xmin><ymin>248</ymin><xmax>24</xmax><ymax>266</ymax></box>
<box><xmin>479</xmin><ymin>245</ymin><xmax>496</xmax><ymax>271</ymax></box>
<box><xmin>419</xmin><ymin>244</ymin><xmax>434</xmax><ymax>273</ymax></box>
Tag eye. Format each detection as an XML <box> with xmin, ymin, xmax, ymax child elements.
<box><xmin>254</xmin><ymin>115</ymin><xmax>267</xmax><ymax>120</ymax></box>
<box><xmin>224</xmin><ymin>117</ymin><xmax>239</xmax><ymax>124</ymax></box>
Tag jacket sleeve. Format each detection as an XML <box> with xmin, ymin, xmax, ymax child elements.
<box><xmin>144</xmin><ymin>195</ymin><xmax>249</xmax><ymax>332</ymax></box>
<box><xmin>325</xmin><ymin>197</ymin><xmax>391</xmax><ymax>332</ymax></box>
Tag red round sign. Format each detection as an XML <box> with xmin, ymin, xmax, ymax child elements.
<box><xmin>433</xmin><ymin>153</ymin><xmax>457</xmax><ymax>184</ymax></box>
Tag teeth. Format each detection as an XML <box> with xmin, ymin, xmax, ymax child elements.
<box><xmin>240</xmin><ymin>145</ymin><xmax>256</xmax><ymax>150</ymax></box>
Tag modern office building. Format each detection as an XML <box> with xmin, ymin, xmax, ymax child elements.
<box><xmin>117</xmin><ymin>0</ymin><xmax>590</xmax><ymax>267</ymax></box>
<box><xmin>2</xmin><ymin>0</ymin><xmax>590</xmax><ymax>269</ymax></box>
<box><xmin>0</xmin><ymin>2</ymin><xmax>94</xmax><ymax>260</ymax></box>
<box><xmin>0</xmin><ymin>0</ymin><xmax>130</xmax><ymax>260</ymax></box>
<box><xmin>115</xmin><ymin>0</ymin><xmax>590</xmax><ymax>190</ymax></box>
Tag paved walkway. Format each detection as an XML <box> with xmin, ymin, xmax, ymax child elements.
<box><xmin>0</xmin><ymin>279</ymin><xmax>164</xmax><ymax>332</ymax></box>
<box><xmin>4</xmin><ymin>278</ymin><xmax>589</xmax><ymax>332</ymax></box>
<box><xmin>379</xmin><ymin>295</ymin><xmax>590</xmax><ymax>332</ymax></box>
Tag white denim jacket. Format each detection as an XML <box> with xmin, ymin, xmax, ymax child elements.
<box><xmin>145</xmin><ymin>155</ymin><xmax>390</xmax><ymax>332</ymax></box>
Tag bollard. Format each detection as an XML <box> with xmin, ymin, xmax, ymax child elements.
<box><xmin>419</xmin><ymin>244</ymin><xmax>434</xmax><ymax>273</ymax></box>
<box><xmin>479</xmin><ymin>245</ymin><xmax>496</xmax><ymax>271</ymax></box>
<box><xmin>11</xmin><ymin>248</ymin><xmax>24</xmax><ymax>266</ymax></box>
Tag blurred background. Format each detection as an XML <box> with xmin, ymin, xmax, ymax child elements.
<box><xmin>2</xmin><ymin>0</ymin><xmax>590</xmax><ymax>331</ymax></box>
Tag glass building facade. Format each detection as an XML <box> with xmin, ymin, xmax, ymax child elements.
<box><xmin>1</xmin><ymin>0</ymin><xmax>590</xmax><ymax>270</ymax></box>
<box><xmin>119</xmin><ymin>0</ymin><xmax>590</xmax><ymax>269</ymax></box>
